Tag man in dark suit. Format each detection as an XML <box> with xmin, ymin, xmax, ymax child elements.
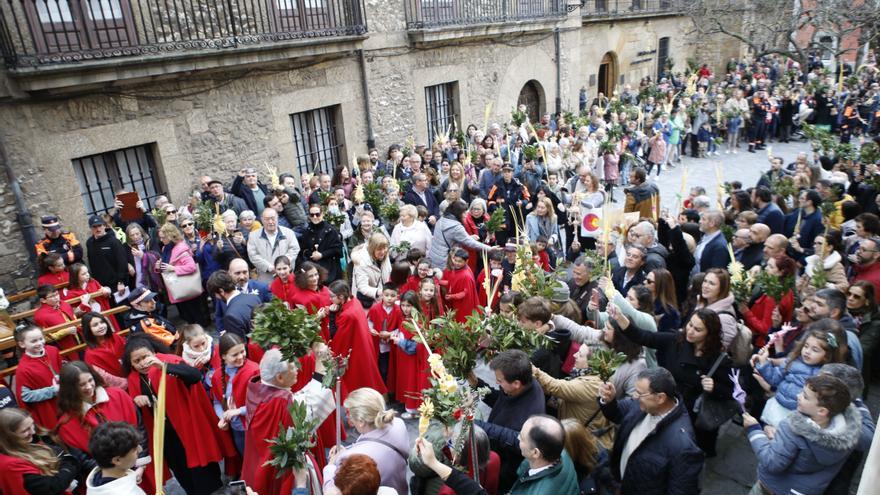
<box><xmin>694</xmin><ymin>209</ymin><xmax>729</xmax><ymax>274</ymax></box>
<box><xmin>754</xmin><ymin>186</ymin><xmax>784</xmax><ymax>234</ymax></box>
<box><xmin>207</xmin><ymin>264</ymin><xmax>267</xmax><ymax>340</ymax></box>
<box><xmin>212</xmin><ymin>258</ymin><xmax>272</xmax><ymax>333</ymax></box>
<box><xmin>403</xmin><ymin>172</ymin><xmax>439</xmax><ymax>227</ymax></box>
<box><xmin>612</xmin><ymin>245</ymin><xmax>648</xmax><ymax>294</ymax></box>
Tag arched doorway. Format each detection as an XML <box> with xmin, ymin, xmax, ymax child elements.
<box><xmin>598</xmin><ymin>52</ymin><xmax>618</xmax><ymax>98</ymax></box>
<box><xmin>517</xmin><ymin>80</ymin><xmax>545</xmax><ymax>123</ymax></box>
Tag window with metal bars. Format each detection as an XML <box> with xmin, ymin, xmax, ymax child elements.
<box><xmin>425</xmin><ymin>82</ymin><xmax>458</xmax><ymax>145</ymax></box>
<box><xmin>290</xmin><ymin>105</ymin><xmax>343</xmax><ymax>178</ymax></box>
<box><xmin>71</xmin><ymin>143</ymin><xmax>164</xmax><ymax>216</ymax></box>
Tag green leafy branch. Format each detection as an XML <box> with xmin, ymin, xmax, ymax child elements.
<box><xmin>264</xmin><ymin>400</ymin><xmax>319</xmax><ymax>473</ymax></box>
<box><xmin>251</xmin><ymin>299</ymin><xmax>322</xmax><ymax>363</ymax></box>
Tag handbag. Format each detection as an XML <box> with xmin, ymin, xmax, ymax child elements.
<box><xmin>692</xmin><ymin>353</ymin><xmax>740</xmax><ymax>431</ymax></box>
<box><xmin>160</xmin><ymin>251</ymin><xmax>203</xmax><ymax>301</ymax></box>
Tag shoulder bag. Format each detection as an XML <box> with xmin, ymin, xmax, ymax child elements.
<box><xmin>692</xmin><ymin>353</ymin><xmax>740</xmax><ymax>431</ymax></box>
<box><xmin>161</xmin><ymin>250</ymin><xmax>203</xmax><ymax>301</ymax></box>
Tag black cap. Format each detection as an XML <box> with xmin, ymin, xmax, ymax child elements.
<box><xmin>88</xmin><ymin>215</ymin><xmax>106</xmax><ymax>227</ymax></box>
<box><xmin>207</xmin><ymin>179</ymin><xmax>224</xmax><ymax>187</ymax></box>
<box><xmin>41</xmin><ymin>215</ymin><xmax>61</xmax><ymax>230</ymax></box>
<box><xmin>502</xmin><ymin>163</ymin><xmax>514</xmax><ymax>171</ymax></box>
<box><xmin>128</xmin><ymin>287</ymin><xmax>157</xmax><ymax>304</ymax></box>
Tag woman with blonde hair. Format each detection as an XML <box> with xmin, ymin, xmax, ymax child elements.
<box><xmin>323</xmin><ymin>388</ymin><xmax>408</xmax><ymax>495</ymax></box>
<box><xmin>156</xmin><ymin>222</ymin><xmax>205</xmax><ymax>324</ymax></box>
<box><xmin>525</xmin><ymin>196</ymin><xmax>559</xmax><ymax>248</ymax></box>
<box><xmin>0</xmin><ymin>408</ymin><xmax>81</xmax><ymax>494</ymax></box>
<box><xmin>440</xmin><ymin>161</ymin><xmax>476</xmax><ymax>205</ymax></box>
<box><xmin>351</xmin><ymin>232</ymin><xmax>392</xmax><ymax>308</ymax></box>
<box><xmin>562</xmin><ymin>419</ymin><xmax>604</xmax><ymax>494</ymax></box>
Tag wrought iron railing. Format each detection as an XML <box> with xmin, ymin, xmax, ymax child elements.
<box><xmin>575</xmin><ymin>0</ymin><xmax>674</xmax><ymax>16</ymax></box>
<box><xmin>405</xmin><ymin>0</ymin><xmax>566</xmax><ymax>29</ymax></box>
<box><xmin>0</xmin><ymin>0</ymin><xmax>366</xmax><ymax>68</ymax></box>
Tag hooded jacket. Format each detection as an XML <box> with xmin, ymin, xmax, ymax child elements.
<box><xmin>85</xmin><ymin>467</ymin><xmax>147</xmax><ymax>495</ymax></box>
<box><xmin>747</xmin><ymin>404</ymin><xmax>862</xmax><ymax>495</ymax></box>
<box><xmin>623</xmin><ymin>181</ymin><xmax>659</xmax><ymax>219</ymax></box>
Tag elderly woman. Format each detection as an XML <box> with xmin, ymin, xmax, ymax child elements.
<box><xmin>351</xmin><ymin>232</ymin><xmax>392</xmax><ymax>308</ymax></box>
<box><xmin>323</xmin><ymin>388</ymin><xmax>408</xmax><ymax>494</ymax></box>
<box><xmin>463</xmin><ymin>198</ymin><xmax>491</xmax><ymax>274</ymax></box>
<box><xmin>156</xmin><ymin>223</ymin><xmax>204</xmax><ymax>324</ymax></box>
<box><xmin>797</xmin><ymin>229</ymin><xmax>848</xmax><ymax>299</ymax></box>
<box><xmin>124</xmin><ymin>223</ymin><xmax>161</xmax><ymax>292</ymax></box>
<box><xmin>427</xmin><ymin>200</ymin><xmax>496</xmax><ymax>270</ymax></box>
<box><xmin>390</xmin><ymin>204</ymin><xmax>432</xmax><ymax>260</ymax></box>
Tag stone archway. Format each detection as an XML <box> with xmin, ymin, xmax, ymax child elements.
<box><xmin>598</xmin><ymin>51</ymin><xmax>618</xmax><ymax>98</ymax></box>
<box><xmin>517</xmin><ymin>80</ymin><xmax>545</xmax><ymax>123</ymax></box>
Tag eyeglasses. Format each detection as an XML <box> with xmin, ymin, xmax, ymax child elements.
<box><xmin>632</xmin><ymin>390</ymin><xmax>656</xmax><ymax>399</ymax></box>
<box><xmin>166</xmin><ymin>210</ymin><xmax>177</xmax><ymax>214</ymax></box>
<box><xmin>180</xmin><ymin>223</ymin><xmax>194</xmax><ymax>228</ymax></box>
<box><xmin>309</xmin><ymin>212</ymin><xmax>322</xmax><ymax>217</ymax></box>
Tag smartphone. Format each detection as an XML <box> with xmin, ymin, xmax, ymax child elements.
<box><xmin>228</xmin><ymin>480</ymin><xmax>247</xmax><ymax>495</ymax></box>
<box><xmin>590</xmin><ymin>289</ymin><xmax>600</xmax><ymax>304</ymax></box>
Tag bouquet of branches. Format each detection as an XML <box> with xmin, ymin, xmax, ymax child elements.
<box><xmin>324</xmin><ymin>209</ymin><xmax>346</xmax><ymax>229</ymax></box>
<box><xmin>860</xmin><ymin>141</ymin><xmax>880</xmax><ymax>167</ymax></box>
<box><xmin>408</xmin><ymin>313</ymin><xmax>482</xmax><ymax>379</ymax></box>
<box><xmin>754</xmin><ymin>270</ymin><xmax>794</xmax><ymax>304</ymax></box>
<box><xmin>510</xmin><ymin>243</ymin><xmax>561</xmax><ymax>300</ymax></box>
<box><xmin>151</xmin><ymin>207</ymin><xmax>168</xmax><ymax>227</ymax></box>
<box><xmin>484</xmin><ymin>207</ymin><xmax>506</xmax><ymax>235</ymax></box>
<box><xmin>588</xmin><ymin>348</ymin><xmax>627</xmax><ymax>383</ymax></box>
<box><xmin>320</xmin><ymin>349</ymin><xmax>351</xmax><ymax>389</ymax></box>
<box><xmin>390</xmin><ymin>240</ymin><xmax>411</xmax><ymax>260</ymax></box>
<box><xmin>522</xmin><ymin>144</ymin><xmax>540</xmax><ymax>162</ymax></box>
<box><xmin>810</xmin><ymin>258</ymin><xmax>829</xmax><ymax>290</ymax></box>
<box><xmin>729</xmin><ymin>260</ymin><xmax>753</xmax><ymax>304</ymax></box>
<box><xmin>768</xmin><ymin>175</ymin><xmax>799</xmax><ymax>200</ymax></box>
<box><xmin>511</xmin><ymin>107</ymin><xmax>528</xmax><ymax>127</ymax></box>
<box><xmin>362</xmin><ymin>182</ymin><xmax>384</xmax><ymax>215</ymax></box>
<box><xmin>379</xmin><ymin>200</ymin><xmax>400</xmax><ymax>225</ymax></box>
<box><xmin>264</xmin><ymin>400</ymin><xmax>319</xmax><ymax>473</ymax></box>
<box><xmin>192</xmin><ymin>200</ymin><xmax>216</xmax><ymax>233</ymax></box>
<box><xmin>251</xmin><ymin>299</ymin><xmax>322</xmax><ymax>363</ymax></box>
<box><xmin>480</xmin><ymin>312</ymin><xmax>554</xmax><ymax>360</ymax></box>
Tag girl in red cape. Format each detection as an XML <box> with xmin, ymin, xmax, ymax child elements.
<box><xmin>124</xmin><ymin>336</ymin><xmax>235</xmax><ymax>495</ymax></box>
<box><xmin>269</xmin><ymin>255</ymin><xmax>297</xmax><ymax>308</ymax></box>
<box><xmin>290</xmin><ymin>262</ymin><xmax>333</xmax><ymax>341</ymax></box>
<box><xmin>440</xmin><ymin>248</ymin><xmax>481</xmax><ymax>323</ymax></box>
<box><xmin>400</xmin><ymin>258</ymin><xmax>445</xmax><ymax>312</ymax></box>
<box><xmin>210</xmin><ymin>333</ymin><xmax>260</xmax><ymax>456</ymax></box>
<box><xmin>62</xmin><ymin>263</ymin><xmax>119</xmax><ymax>331</ymax></box>
<box><xmin>326</xmin><ymin>280</ymin><xmax>387</xmax><ymax>402</ymax></box>
<box><xmin>54</xmin><ymin>361</ymin><xmax>155</xmax><ymax>493</ymax></box>
<box><xmin>13</xmin><ymin>325</ymin><xmax>62</xmax><ymax>430</ymax></box>
<box><xmin>179</xmin><ymin>324</ymin><xmax>222</xmax><ymax>393</ymax></box>
<box><xmin>0</xmin><ymin>408</ymin><xmax>80</xmax><ymax>495</ymax></box>
<box><xmin>477</xmin><ymin>250</ymin><xmax>506</xmax><ymax>312</ymax></box>
<box><xmin>81</xmin><ymin>312</ymin><xmax>127</xmax><ymax>389</ymax></box>
<box><xmin>418</xmin><ymin>276</ymin><xmax>444</xmax><ymax>322</ymax></box>
<box><xmin>36</xmin><ymin>252</ymin><xmax>69</xmax><ymax>287</ymax></box>
<box><xmin>389</xmin><ymin>291</ymin><xmax>431</xmax><ymax>415</ymax></box>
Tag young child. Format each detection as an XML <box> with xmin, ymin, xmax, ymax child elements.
<box><xmin>498</xmin><ymin>291</ymin><xmax>524</xmax><ymax>319</ymax></box>
<box><xmin>440</xmin><ymin>249</ymin><xmax>479</xmax><ymax>323</ymax></box>
<box><xmin>32</xmin><ymin>284</ymin><xmax>80</xmax><ymax>350</ymax></box>
<box><xmin>477</xmin><ymin>251</ymin><xmax>507</xmax><ymax>311</ymax></box>
<box><xmin>179</xmin><ymin>324</ymin><xmax>221</xmax><ymax>393</ymax></box>
<box><xmin>697</xmin><ymin>122</ymin><xmax>713</xmax><ymax>158</ymax></box>
<box><xmin>517</xmin><ymin>296</ymin><xmax>577</xmax><ymax>380</ymax></box>
<box><xmin>534</xmin><ymin>237</ymin><xmax>552</xmax><ymax>271</ymax></box>
<box><xmin>211</xmin><ymin>332</ymin><xmax>260</xmax><ymax>456</ymax></box>
<box><xmin>269</xmin><ymin>255</ymin><xmax>296</xmax><ymax>308</ymax></box>
<box><xmin>86</xmin><ymin>422</ymin><xmax>147</xmax><ymax>494</ymax></box>
<box><xmin>743</xmin><ymin>374</ymin><xmax>861</xmax><ymax>495</ymax></box>
<box><xmin>753</xmin><ymin>327</ymin><xmax>845</xmax><ymax>426</ymax></box>
<box><xmin>417</xmin><ymin>277</ymin><xmax>443</xmax><ymax>322</ymax></box>
<box><xmin>13</xmin><ymin>325</ymin><xmax>62</xmax><ymax>430</ymax></box>
<box><xmin>390</xmin><ymin>291</ymin><xmax>431</xmax><ymax>418</ymax></box>
<box><xmin>366</xmin><ymin>285</ymin><xmax>403</xmax><ymax>386</ymax></box>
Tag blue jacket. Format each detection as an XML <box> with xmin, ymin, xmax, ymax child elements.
<box><xmin>757</xmin><ymin>202</ymin><xmax>785</xmax><ymax>234</ymax></box>
<box><xmin>747</xmin><ymin>403</ymin><xmax>862</xmax><ymax>495</ymax></box>
<box><xmin>600</xmin><ymin>396</ymin><xmax>704</xmax><ymax>495</ymax></box>
<box><xmin>478</xmin><ymin>169</ymin><xmax>502</xmax><ymax>198</ymax></box>
<box><xmin>783</xmin><ymin>208</ymin><xmax>824</xmax><ymax>258</ymax></box>
<box><xmin>213</xmin><ymin>280</ymin><xmax>272</xmax><ymax>332</ymax></box>
<box><xmin>757</xmin><ymin>357</ymin><xmax>822</xmax><ymax>410</ymax></box>
<box><xmin>222</xmin><ymin>293</ymin><xmax>263</xmax><ymax>340</ymax></box>
<box><xmin>698</xmin><ymin>231</ymin><xmax>730</xmax><ymax>273</ymax></box>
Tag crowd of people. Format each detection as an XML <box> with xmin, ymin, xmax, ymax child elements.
<box><xmin>1</xmin><ymin>52</ymin><xmax>880</xmax><ymax>495</ymax></box>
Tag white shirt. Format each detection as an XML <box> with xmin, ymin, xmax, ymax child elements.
<box><xmin>620</xmin><ymin>401</ymin><xmax>677</xmax><ymax>477</ymax></box>
<box><xmin>527</xmin><ymin>464</ymin><xmax>553</xmax><ymax>477</ymax></box>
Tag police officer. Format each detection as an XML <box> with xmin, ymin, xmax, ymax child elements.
<box><xmin>34</xmin><ymin>215</ymin><xmax>83</xmax><ymax>266</ymax></box>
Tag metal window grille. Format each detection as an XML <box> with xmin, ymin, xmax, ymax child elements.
<box><xmin>72</xmin><ymin>144</ymin><xmax>163</xmax><ymax>216</ymax></box>
<box><xmin>291</xmin><ymin>105</ymin><xmax>342</xmax><ymax>177</ymax></box>
<box><xmin>425</xmin><ymin>82</ymin><xmax>457</xmax><ymax>144</ymax></box>
<box><xmin>657</xmin><ymin>36</ymin><xmax>670</xmax><ymax>80</ymax></box>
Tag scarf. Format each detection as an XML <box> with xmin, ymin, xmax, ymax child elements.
<box><xmin>182</xmin><ymin>335</ymin><xmax>213</xmax><ymax>367</ymax></box>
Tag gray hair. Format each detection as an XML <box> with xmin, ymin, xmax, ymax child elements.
<box><xmin>572</xmin><ymin>254</ymin><xmax>594</xmax><ymax>270</ymax></box>
<box><xmin>239</xmin><ymin>210</ymin><xmax>256</xmax><ymax>220</ymax></box>
<box><xmin>634</xmin><ymin>221</ymin><xmax>656</xmax><ymax>239</ymax></box>
<box><xmin>222</xmin><ymin>210</ymin><xmax>238</xmax><ymax>222</ymax></box>
<box><xmin>469</xmin><ymin>198</ymin><xmax>487</xmax><ymax>212</ymax></box>
<box><xmin>259</xmin><ymin>348</ymin><xmax>291</xmax><ymax>383</ymax></box>
<box><xmin>820</xmin><ymin>363</ymin><xmax>864</xmax><ymax>399</ymax></box>
<box><xmin>692</xmin><ymin>195</ymin><xmax>712</xmax><ymax>210</ymax></box>
<box><xmin>701</xmin><ymin>209</ymin><xmax>724</xmax><ymax>228</ymax></box>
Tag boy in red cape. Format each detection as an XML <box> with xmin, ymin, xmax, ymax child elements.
<box><xmin>33</xmin><ymin>284</ymin><xmax>80</xmax><ymax>350</ymax></box>
<box><xmin>326</xmin><ymin>280</ymin><xmax>387</xmax><ymax>401</ymax></box>
<box><xmin>14</xmin><ymin>325</ymin><xmax>62</xmax><ymax>430</ymax></box>
<box><xmin>477</xmin><ymin>250</ymin><xmax>507</xmax><ymax>312</ymax></box>
<box><xmin>243</xmin><ymin>347</ymin><xmax>334</xmax><ymax>494</ymax></box>
<box><xmin>366</xmin><ymin>285</ymin><xmax>403</xmax><ymax>387</ymax></box>
<box><xmin>440</xmin><ymin>248</ymin><xmax>481</xmax><ymax>323</ymax></box>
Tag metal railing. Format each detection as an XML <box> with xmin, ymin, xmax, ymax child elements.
<box><xmin>0</xmin><ymin>0</ymin><xmax>367</xmax><ymax>68</ymax></box>
<box><xmin>577</xmin><ymin>0</ymin><xmax>675</xmax><ymax>16</ymax></box>
<box><xmin>405</xmin><ymin>0</ymin><xmax>566</xmax><ymax>29</ymax></box>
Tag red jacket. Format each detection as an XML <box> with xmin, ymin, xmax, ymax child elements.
<box><xmin>742</xmin><ymin>290</ymin><xmax>794</xmax><ymax>348</ymax></box>
<box><xmin>852</xmin><ymin>262</ymin><xmax>880</xmax><ymax>303</ymax></box>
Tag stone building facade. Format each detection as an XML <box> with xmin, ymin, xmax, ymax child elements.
<box><xmin>0</xmin><ymin>0</ymin><xmax>738</xmax><ymax>291</ymax></box>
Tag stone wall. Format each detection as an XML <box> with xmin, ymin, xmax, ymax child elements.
<box><xmin>0</xmin><ymin>2</ymin><xmax>710</xmax><ymax>292</ymax></box>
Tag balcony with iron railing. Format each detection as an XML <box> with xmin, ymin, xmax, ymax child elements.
<box><xmin>404</xmin><ymin>0</ymin><xmax>567</xmax><ymax>43</ymax></box>
<box><xmin>577</xmin><ymin>0</ymin><xmax>676</xmax><ymax>20</ymax></box>
<box><xmin>0</xmin><ymin>0</ymin><xmax>367</xmax><ymax>89</ymax></box>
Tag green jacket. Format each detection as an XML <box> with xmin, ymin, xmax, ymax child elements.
<box><xmin>509</xmin><ymin>452</ymin><xmax>579</xmax><ymax>495</ymax></box>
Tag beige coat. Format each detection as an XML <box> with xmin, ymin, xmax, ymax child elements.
<box><xmin>350</xmin><ymin>243</ymin><xmax>391</xmax><ymax>301</ymax></box>
<box><xmin>533</xmin><ymin>368</ymin><xmax>614</xmax><ymax>449</ymax></box>
<box><xmin>797</xmin><ymin>251</ymin><xmax>848</xmax><ymax>299</ymax></box>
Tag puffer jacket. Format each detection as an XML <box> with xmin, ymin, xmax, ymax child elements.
<box><xmin>600</xmin><ymin>395</ymin><xmax>704</xmax><ymax>495</ymax></box>
<box><xmin>747</xmin><ymin>403</ymin><xmax>862</xmax><ymax>495</ymax></box>
<box><xmin>757</xmin><ymin>357</ymin><xmax>822</xmax><ymax>410</ymax></box>
<box><xmin>350</xmin><ymin>243</ymin><xmax>391</xmax><ymax>302</ymax></box>
<box><xmin>623</xmin><ymin>181</ymin><xmax>659</xmax><ymax>219</ymax></box>
<box><xmin>427</xmin><ymin>215</ymin><xmax>493</xmax><ymax>269</ymax></box>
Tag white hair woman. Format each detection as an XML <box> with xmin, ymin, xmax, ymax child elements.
<box><xmin>390</xmin><ymin>204</ymin><xmax>432</xmax><ymax>260</ymax></box>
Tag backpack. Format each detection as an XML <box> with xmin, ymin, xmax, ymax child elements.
<box><xmin>721</xmin><ymin>310</ymin><xmax>753</xmax><ymax>366</ymax></box>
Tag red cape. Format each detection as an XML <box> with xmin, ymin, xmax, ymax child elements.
<box><xmin>366</xmin><ymin>302</ymin><xmax>403</xmax><ymax>360</ymax></box>
<box><xmin>210</xmin><ymin>359</ymin><xmax>260</xmax><ymax>427</ymax></box>
<box><xmin>441</xmin><ymin>266</ymin><xmax>481</xmax><ymax>323</ymax></box>
<box><xmin>389</xmin><ymin>316</ymin><xmax>431</xmax><ymax>410</ymax></box>
<box><xmin>84</xmin><ymin>333</ymin><xmax>126</xmax><ymax>378</ymax></box>
<box><xmin>290</xmin><ymin>286</ymin><xmax>332</xmax><ymax>341</ymax></box>
<box><xmin>477</xmin><ymin>268</ymin><xmax>502</xmax><ymax>311</ymax></box>
<box><xmin>127</xmin><ymin>354</ymin><xmax>237</xmax><ymax>471</ymax></box>
<box><xmin>33</xmin><ymin>302</ymin><xmax>80</xmax><ymax>350</ymax></box>
<box><xmin>270</xmin><ymin>275</ymin><xmax>297</xmax><ymax>309</ymax></box>
<box><xmin>0</xmin><ymin>454</ymin><xmax>67</xmax><ymax>495</ymax></box>
<box><xmin>14</xmin><ymin>346</ymin><xmax>62</xmax><ymax>429</ymax></box>
<box><xmin>37</xmin><ymin>271</ymin><xmax>69</xmax><ymax>287</ymax></box>
<box><xmin>63</xmin><ymin>280</ymin><xmax>120</xmax><ymax>330</ymax></box>
<box><xmin>330</xmin><ymin>299</ymin><xmax>387</xmax><ymax>400</ymax></box>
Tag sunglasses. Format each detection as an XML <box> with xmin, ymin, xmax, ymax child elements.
<box><xmin>180</xmin><ymin>223</ymin><xmax>194</xmax><ymax>228</ymax></box>
<box><xmin>166</xmin><ymin>210</ymin><xmax>177</xmax><ymax>214</ymax></box>
<box><xmin>309</xmin><ymin>212</ymin><xmax>322</xmax><ymax>217</ymax></box>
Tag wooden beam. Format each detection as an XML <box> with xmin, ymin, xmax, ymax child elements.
<box><xmin>0</xmin><ymin>329</ymin><xmax>132</xmax><ymax>379</ymax></box>
<box><xmin>11</xmin><ymin>289</ymin><xmax>109</xmax><ymax>321</ymax></box>
<box><xmin>6</xmin><ymin>282</ymin><xmax>69</xmax><ymax>304</ymax></box>
<box><xmin>0</xmin><ymin>306</ymin><xmax>129</xmax><ymax>352</ymax></box>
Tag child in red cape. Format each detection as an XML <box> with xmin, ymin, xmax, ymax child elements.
<box><xmin>179</xmin><ymin>324</ymin><xmax>222</xmax><ymax>393</ymax></box>
<box><xmin>440</xmin><ymin>248</ymin><xmax>481</xmax><ymax>323</ymax></box>
<box><xmin>417</xmin><ymin>277</ymin><xmax>444</xmax><ymax>322</ymax></box>
<box><xmin>290</xmin><ymin>262</ymin><xmax>333</xmax><ymax>341</ymax></box>
<box><xmin>81</xmin><ymin>312</ymin><xmax>128</xmax><ymax>389</ymax></box>
<box><xmin>13</xmin><ymin>325</ymin><xmax>62</xmax><ymax>430</ymax></box>
<box><xmin>243</xmin><ymin>347</ymin><xmax>334</xmax><ymax>494</ymax></box>
<box><xmin>366</xmin><ymin>285</ymin><xmax>403</xmax><ymax>387</ymax></box>
<box><xmin>210</xmin><ymin>333</ymin><xmax>260</xmax><ymax>456</ymax></box>
<box><xmin>389</xmin><ymin>291</ymin><xmax>432</xmax><ymax>416</ymax></box>
<box><xmin>124</xmin><ymin>336</ymin><xmax>234</xmax><ymax>495</ymax></box>
<box><xmin>0</xmin><ymin>408</ymin><xmax>79</xmax><ymax>495</ymax></box>
<box><xmin>477</xmin><ymin>250</ymin><xmax>506</xmax><ymax>312</ymax></box>
<box><xmin>62</xmin><ymin>263</ymin><xmax>120</xmax><ymax>331</ymax></box>
<box><xmin>326</xmin><ymin>280</ymin><xmax>387</xmax><ymax>401</ymax></box>
<box><xmin>36</xmin><ymin>252</ymin><xmax>70</xmax><ymax>287</ymax></box>
<box><xmin>269</xmin><ymin>255</ymin><xmax>297</xmax><ymax>308</ymax></box>
<box><xmin>55</xmin><ymin>361</ymin><xmax>154</xmax><ymax>493</ymax></box>
<box><xmin>32</xmin><ymin>284</ymin><xmax>80</xmax><ymax>351</ymax></box>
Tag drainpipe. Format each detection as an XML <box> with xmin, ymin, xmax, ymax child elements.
<box><xmin>554</xmin><ymin>27</ymin><xmax>562</xmax><ymax>116</ymax></box>
<box><xmin>358</xmin><ymin>49</ymin><xmax>376</xmax><ymax>149</ymax></box>
<box><xmin>0</xmin><ymin>136</ymin><xmax>37</xmax><ymax>266</ymax></box>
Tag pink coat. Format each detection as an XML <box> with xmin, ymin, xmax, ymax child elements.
<box><xmin>648</xmin><ymin>135</ymin><xmax>666</xmax><ymax>164</ymax></box>
<box><xmin>161</xmin><ymin>240</ymin><xmax>200</xmax><ymax>303</ymax></box>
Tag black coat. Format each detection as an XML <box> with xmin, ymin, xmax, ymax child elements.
<box><xmin>612</xmin><ymin>265</ymin><xmax>647</xmax><ymax>295</ymax></box>
<box><xmin>403</xmin><ymin>187</ymin><xmax>440</xmax><ymax>219</ymax></box>
<box><xmin>223</xmin><ymin>293</ymin><xmax>262</xmax><ymax>340</ymax></box>
<box><xmin>231</xmin><ymin>175</ymin><xmax>270</xmax><ymax>215</ymax></box>
<box><xmin>298</xmin><ymin>220</ymin><xmax>344</xmax><ymax>281</ymax></box>
<box><xmin>86</xmin><ymin>233</ymin><xmax>129</xmax><ymax>289</ymax></box>
<box><xmin>600</xmin><ymin>396</ymin><xmax>704</xmax><ymax>495</ymax></box>
<box><xmin>698</xmin><ymin>232</ymin><xmax>730</xmax><ymax>273</ymax></box>
<box><xmin>739</xmin><ymin>243</ymin><xmax>764</xmax><ymax>270</ymax></box>
<box><xmin>657</xmin><ymin>221</ymin><xmax>695</xmax><ymax>306</ymax></box>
